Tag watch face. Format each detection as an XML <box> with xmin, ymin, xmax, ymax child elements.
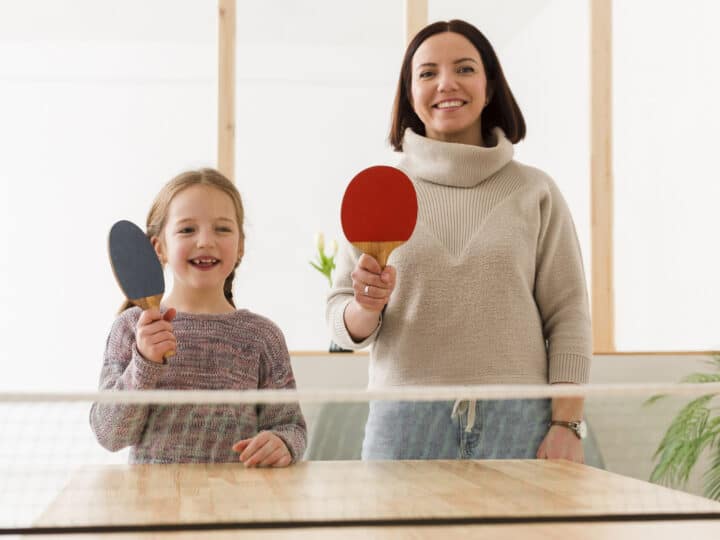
<box><xmin>577</xmin><ymin>421</ymin><xmax>588</xmax><ymax>439</ymax></box>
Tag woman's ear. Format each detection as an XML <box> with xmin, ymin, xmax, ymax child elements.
<box><xmin>151</xmin><ymin>237</ymin><xmax>166</xmax><ymax>265</ymax></box>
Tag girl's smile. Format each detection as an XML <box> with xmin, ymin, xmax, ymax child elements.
<box><xmin>189</xmin><ymin>256</ymin><xmax>221</xmax><ymax>270</ymax></box>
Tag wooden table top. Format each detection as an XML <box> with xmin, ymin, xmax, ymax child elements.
<box><xmin>12</xmin><ymin>460</ymin><xmax>720</xmax><ymax>539</ymax></box>
<box><xmin>20</xmin><ymin>522</ymin><xmax>720</xmax><ymax>540</ymax></box>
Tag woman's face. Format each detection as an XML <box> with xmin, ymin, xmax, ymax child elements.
<box><xmin>410</xmin><ymin>32</ymin><xmax>488</xmax><ymax>146</ymax></box>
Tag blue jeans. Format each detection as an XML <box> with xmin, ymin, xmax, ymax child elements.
<box><xmin>361</xmin><ymin>399</ymin><xmax>552</xmax><ymax>460</ymax></box>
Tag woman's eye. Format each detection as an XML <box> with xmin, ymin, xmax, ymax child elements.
<box><xmin>419</xmin><ymin>71</ymin><xmax>434</xmax><ymax>79</ymax></box>
<box><xmin>458</xmin><ymin>65</ymin><xmax>475</xmax><ymax>74</ymax></box>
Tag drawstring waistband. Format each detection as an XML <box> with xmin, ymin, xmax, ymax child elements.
<box><xmin>451</xmin><ymin>399</ymin><xmax>477</xmax><ymax>433</ymax></box>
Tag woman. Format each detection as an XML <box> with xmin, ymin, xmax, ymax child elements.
<box><xmin>327</xmin><ymin>20</ymin><xmax>591</xmax><ymax>463</ymax></box>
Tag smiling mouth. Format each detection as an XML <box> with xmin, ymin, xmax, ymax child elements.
<box><xmin>190</xmin><ymin>257</ymin><xmax>220</xmax><ymax>268</ymax></box>
<box><xmin>434</xmin><ymin>100</ymin><xmax>467</xmax><ymax>109</ymax></box>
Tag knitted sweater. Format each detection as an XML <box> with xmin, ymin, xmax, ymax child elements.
<box><xmin>327</xmin><ymin>128</ymin><xmax>591</xmax><ymax>388</ymax></box>
<box><xmin>90</xmin><ymin>308</ymin><xmax>306</xmax><ymax>463</ymax></box>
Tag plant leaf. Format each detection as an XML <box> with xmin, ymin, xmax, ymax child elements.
<box><xmin>650</xmin><ymin>394</ymin><xmax>716</xmax><ymax>487</ymax></box>
<box><xmin>704</xmin><ymin>445</ymin><xmax>720</xmax><ymax>500</ymax></box>
<box><xmin>682</xmin><ymin>373</ymin><xmax>720</xmax><ymax>384</ymax></box>
<box><xmin>644</xmin><ymin>394</ymin><xmax>667</xmax><ymax>406</ymax></box>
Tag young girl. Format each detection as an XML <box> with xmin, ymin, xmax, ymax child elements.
<box><xmin>91</xmin><ymin>168</ymin><xmax>306</xmax><ymax>466</ymax></box>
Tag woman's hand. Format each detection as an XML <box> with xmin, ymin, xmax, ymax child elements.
<box><xmin>536</xmin><ymin>425</ymin><xmax>585</xmax><ymax>463</ymax></box>
<box><xmin>350</xmin><ymin>254</ymin><xmax>397</xmax><ymax>313</ymax></box>
<box><xmin>342</xmin><ymin>254</ymin><xmax>397</xmax><ymax>342</ymax></box>
<box><xmin>232</xmin><ymin>431</ymin><xmax>292</xmax><ymax>468</ymax></box>
<box><xmin>136</xmin><ymin>307</ymin><xmax>176</xmax><ymax>363</ymax></box>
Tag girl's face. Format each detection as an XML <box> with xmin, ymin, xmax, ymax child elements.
<box><xmin>410</xmin><ymin>32</ymin><xmax>488</xmax><ymax>146</ymax></box>
<box><xmin>155</xmin><ymin>184</ymin><xmax>243</xmax><ymax>298</ymax></box>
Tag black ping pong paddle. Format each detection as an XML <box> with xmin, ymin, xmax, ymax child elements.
<box><xmin>108</xmin><ymin>220</ymin><xmax>174</xmax><ymax>358</ymax></box>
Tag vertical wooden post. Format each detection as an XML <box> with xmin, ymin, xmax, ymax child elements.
<box><xmin>218</xmin><ymin>0</ymin><xmax>236</xmax><ymax>182</ymax></box>
<box><xmin>591</xmin><ymin>0</ymin><xmax>615</xmax><ymax>352</ymax></box>
<box><xmin>404</xmin><ymin>0</ymin><xmax>428</xmax><ymax>44</ymax></box>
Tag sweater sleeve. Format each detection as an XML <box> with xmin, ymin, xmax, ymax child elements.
<box><xmin>89</xmin><ymin>310</ymin><xmax>168</xmax><ymax>452</ymax></box>
<box><xmin>325</xmin><ymin>240</ymin><xmax>382</xmax><ymax>349</ymax></box>
<box><xmin>256</xmin><ymin>322</ymin><xmax>307</xmax><ymax>462</ymax></box>
<box><xmin>534</xmin><ymin>179</ymin><xmax>592</xmax><ymax>384</ymax></box>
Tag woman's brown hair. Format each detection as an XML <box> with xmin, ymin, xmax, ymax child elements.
<box><xmin>389</xmin><ymin>19</ymin><xmax>526</xmax><ymax>150</ymax></box>
<box><xmin>119</xmin><ymin>168</ymin><xmax>245</xmax><ymax>312</ymax></box>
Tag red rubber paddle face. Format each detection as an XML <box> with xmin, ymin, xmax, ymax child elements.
<box><xmin>340</xmin><ymin>166</ymin><xmax>418</xmax><ymax>267</ymax></box>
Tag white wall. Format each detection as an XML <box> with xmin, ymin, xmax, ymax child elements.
<box><xmin>0</xmin><ymin>1</ymin><xmax>217</xmax><ymax>390</ymax></box>
<box><xmin>613</xmin><ymin>0</ymin><xmax>720</xmax><ymax>350</ymax></box>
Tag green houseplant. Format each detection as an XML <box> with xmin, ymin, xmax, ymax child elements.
<box><xmin>309</xmin><ymin>233</ymin><xmax>350</xmax><ymax>353</ymax></box>
<box><xmin>647</xmin><ymin>354</ymin><xmax>720</xmax><ymax>499</ymax></box>
<box><xmin>309</xmin><ymin>232</ymin><xmax>337</xmax><ymax>287</ymax></box>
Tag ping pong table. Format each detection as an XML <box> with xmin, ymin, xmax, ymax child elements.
<box><xmin>12</xmin><ymin>460</ymin><xmax>720</xmax><ymax>538</ymax></box>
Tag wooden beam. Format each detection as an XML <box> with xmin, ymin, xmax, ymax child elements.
<box><xmin>218</xmin><ymin>0</ymin><xmax>236</xmax><ymax>182</ymax></box>
<box><xmin>404</xmin><ymin>0</ymin><xmax>428</xmax><ymax>44</ymax></box>
<box><xmin>590</xmin><ymin>0</ymin><xmax>615</xmax><ymax>352</ymax></box>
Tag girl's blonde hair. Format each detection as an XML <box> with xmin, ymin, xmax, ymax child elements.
<box><xmin>119</xmin><ymin>168</ymin><xmax>245</xmax><ymax>312</ymax></box>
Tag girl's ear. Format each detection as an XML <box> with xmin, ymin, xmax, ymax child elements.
<box><xmin>151</xmin><ymin>237</ymin><xmax>166</xmax><ymax>265</ymax></box>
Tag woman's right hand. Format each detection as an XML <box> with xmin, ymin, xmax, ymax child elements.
<box><xmin>136</xmin><ymin>307</ymin><xmax>177</xmax><ymax>363</ymax></box>
<box><xmin>343</xmin><ymin>254</ymin><xmax>396</xmax><ymax>342</ymax></box>
<box><xmin>351</xmin><ymin>254</ymin><xmax>397</xmax><ymax>312</ymax></box>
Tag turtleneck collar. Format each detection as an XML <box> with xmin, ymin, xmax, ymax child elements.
<box><xmin>397</xmin><ymin>127</ymin><xmax>514</xmax><ymax>188</ymax></box>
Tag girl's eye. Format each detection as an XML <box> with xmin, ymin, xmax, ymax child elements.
<box><xmin>178</xmin><ymin>227</ymin><xmax>194</xmax><ymax>234</ymax></box>
<box><xmin>216</xmin><ymin>227</ymin><xmax>232</xmax><ymax>233</ymax></box>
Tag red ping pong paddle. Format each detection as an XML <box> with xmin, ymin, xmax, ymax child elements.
<box><xmin>341</xmin><ymin>166</ymin><xmax>418</xmax><ymax>268</ymax></box>
<box><xmin>108</xmin><ymin>220</ymin><xmax>174</xmax><ymax>358</ymax></box>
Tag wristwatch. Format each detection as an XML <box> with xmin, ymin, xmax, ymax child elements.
<box><xmin>549</xmin><ymin>419</ymin><xmax>587</xmax><ymax>440</ymax></box>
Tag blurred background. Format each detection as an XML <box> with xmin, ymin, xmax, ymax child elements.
<box><xmin>0</xmin><ymin>0</ymin><xmax>718</xmax><ymax>384</ymax></box>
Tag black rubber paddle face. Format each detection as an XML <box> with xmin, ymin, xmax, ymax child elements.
<box><xmin>108</xmin><ymin>220</ymin><xmax>165</xmax><ymax>301</ymax></box>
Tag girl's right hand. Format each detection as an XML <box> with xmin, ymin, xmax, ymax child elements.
<box><xmin>350</xmin><ymin>254</ymin><xmax>397</xmax><ymax>313</ymax></box>
<box><xmin>136</xmin><ymin>307</ymin><xmax>177</xmax><ymax>363</ymax></box>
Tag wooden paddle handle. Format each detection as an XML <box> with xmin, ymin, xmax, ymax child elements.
<box><xmin>132</xmin><ymin>294</ymin><xmax>175</xmax><ymax>360</ymax></box>
<box><xmin>351</xmin><ymin>241</ymin><xmax>404</xmax><ymax>268</ymax></box>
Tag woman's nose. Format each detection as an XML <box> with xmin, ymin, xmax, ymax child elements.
<box><xmin>437</xmin><ymin>70</ymin><xmax>459</xmax><ymax>92</ymax></box>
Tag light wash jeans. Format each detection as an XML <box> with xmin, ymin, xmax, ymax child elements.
<box><xmin>361</xmin><ymin>399</ymin><xmax>552</xmax><ymax>460</ymax></box>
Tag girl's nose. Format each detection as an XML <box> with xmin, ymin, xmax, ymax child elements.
<box><xmin>196</xmin><ymin>230</ymin><xmax>215</xmax><ymax>247</ymax></box>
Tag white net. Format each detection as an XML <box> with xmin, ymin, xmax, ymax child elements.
<box><xmin>2</xmin><ymin>382</ymin><xmax>720</xmax><ymax>533</ymax></box>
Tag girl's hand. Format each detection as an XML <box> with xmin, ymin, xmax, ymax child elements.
<box><xmin>350</xmin><ymin>254</ymin><xmax>397</xmax><ymax>313</ymax></box>
<box><xmin>232</xmin><ymin>431</ymin><xmax>292</xmax><ymax>468</ymax></box>
<box><xmin>536</xmin><ymin>425</ymin><xmax>585</xmax><ymax>463</ymax></box>
<box><xmin>136</xmin><ymin>307</ymin><xmax>176</xmax><ymax>363</ymax></box>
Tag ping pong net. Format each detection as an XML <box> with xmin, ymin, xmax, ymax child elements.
<box><xmin>2</xmin><ymin>372</ymin><xmax>720</xmax><ymax>535</ymax></box>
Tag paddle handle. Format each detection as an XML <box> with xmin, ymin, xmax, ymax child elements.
<box><xmin>132</xmin><ymin>294</ymin><xmax>175</xmax><ymax>360</ymax></box>
<box><xmin>351</xmin><ymin>241</ymin><xmax>404</xmax><ymax>268</ymax></box>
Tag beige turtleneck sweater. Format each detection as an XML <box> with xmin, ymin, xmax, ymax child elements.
<box><xmin>326</xmin><ymin>128</ymin><xmax>591</xmax><ymax>388</ymax></box>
